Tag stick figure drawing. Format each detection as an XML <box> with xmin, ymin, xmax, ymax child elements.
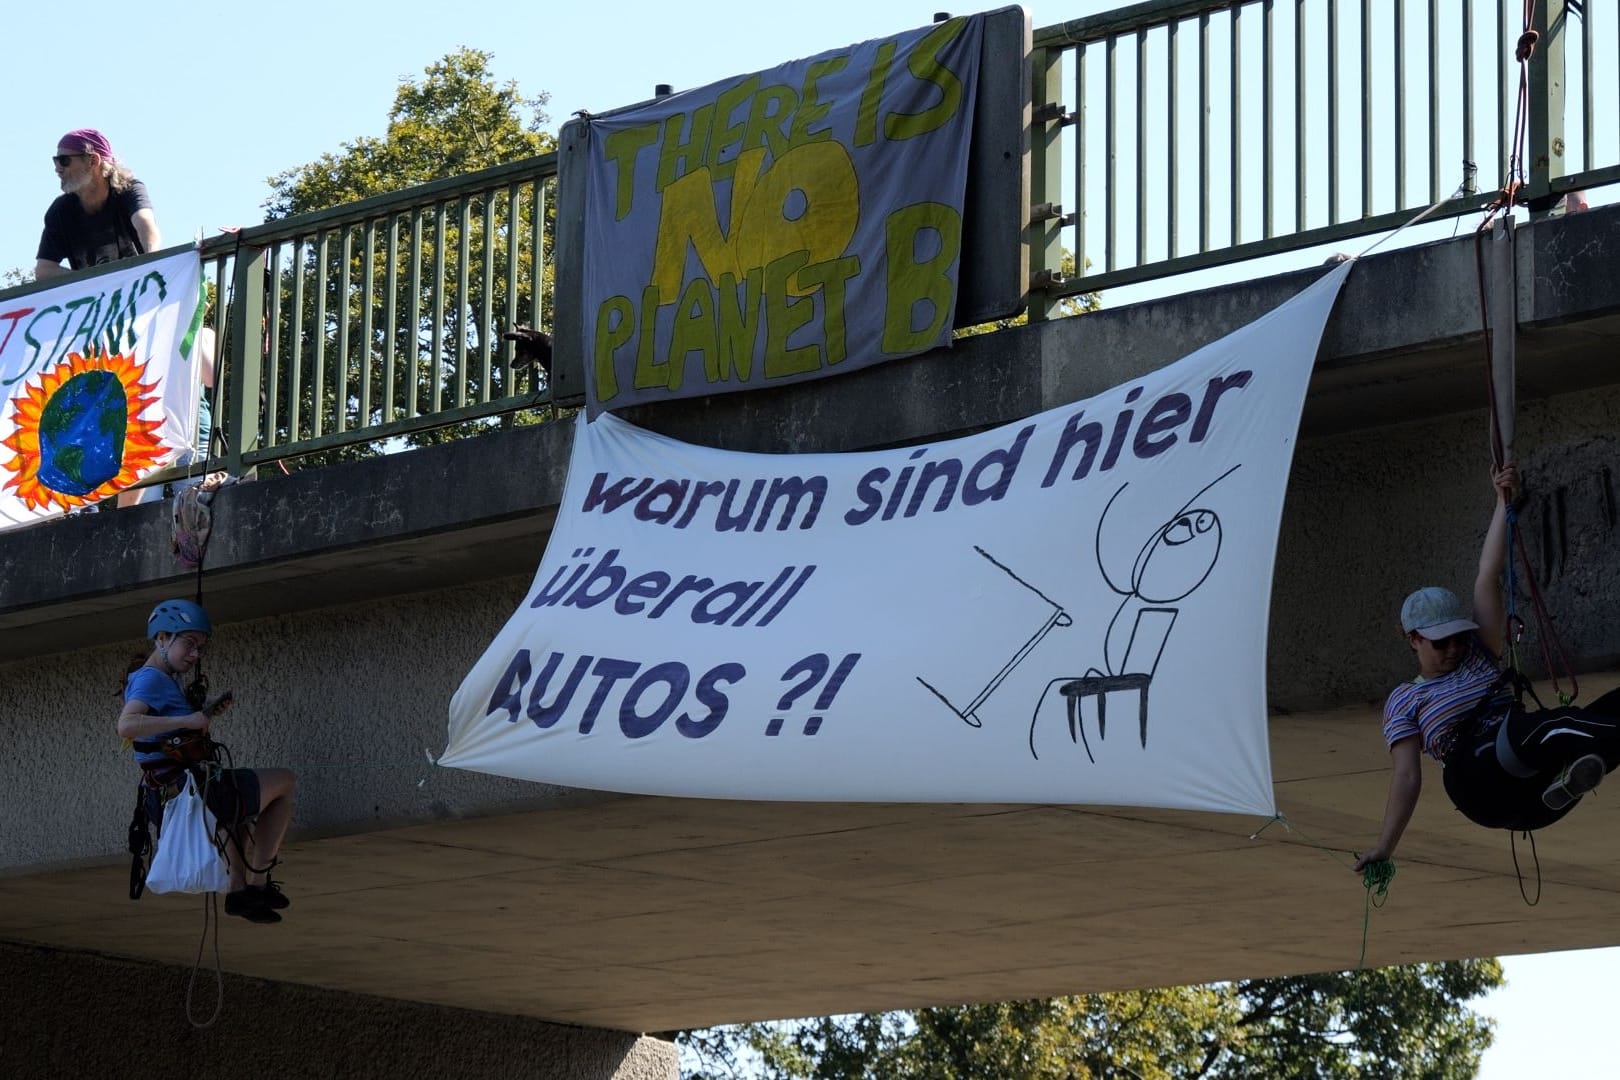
<box><xmin>1028</xmin><ymin>464</ymin><xmax>1239</xmax><ymax>762</ymax></box>
<box><xmin>916</xmin><ymin>546</ymin><xmax>1074</xmax><ymax>728</ymax></box>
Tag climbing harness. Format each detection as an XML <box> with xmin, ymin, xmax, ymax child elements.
<box><xmin>126</xmin><ymin>789</ymin><xmax>152</xmax><ymax>901</ymax></box>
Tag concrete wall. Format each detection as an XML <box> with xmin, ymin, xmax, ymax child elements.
<box><xmin>0</xmin><ymin>575</ymin><xmax>583</xmax><ymax>873</ymax></box>
<box><xmin>5</xmin><ymin>382</ymin><xmax>1617</xmax><ymax>875</ymax></box>
<box><xmin>0</xmin><ymin>942</ymin><xmax>676</xmax><ymax>1080</ymax></box>
<box><xmin>1275</xmin><ymin>379</ymin><xmax>1620</xmax><ymax>708</ymax></box>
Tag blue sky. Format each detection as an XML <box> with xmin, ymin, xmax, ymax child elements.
<box><xmin>5</xmin><ymin>0</ymin><xmax>1613</xmax><ymax>1070</ymax></box>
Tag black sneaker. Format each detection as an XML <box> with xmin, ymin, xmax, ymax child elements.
<box><xmin>225</xmin><ymin>888</ymin><xmax>283</xmax><ymax>924</ymax></box>
<box><xmin>1543</xmin><ymin>754</ymin><xmax>1606</xmax><ymax>811</ymax></box>
<box><xmin>251</xmin><ymin>881</ymin><xmax>291</xmax><ymax>910</ymax></box>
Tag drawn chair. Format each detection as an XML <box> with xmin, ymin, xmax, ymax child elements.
<box><xmin>1059</xmin><ymin>607</ymin><xmax>1177</xmax><ymax>749</ymax></box>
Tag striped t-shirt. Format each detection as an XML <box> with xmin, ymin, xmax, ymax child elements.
<box><xmin>1382</xmin><ymin>638</ymin><xmax>1513</xmax><ymax>759</ymax></box>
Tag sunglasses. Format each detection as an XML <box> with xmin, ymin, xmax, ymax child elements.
<box><xmin>1422</xmin><ymin>633</ymin><xmax>1467</xmax><ymax>650</ymax></box>
<box><xmin>51</xmin><ymin>153</ymin><xmax>86</xmax><ymax>167</ymax></box>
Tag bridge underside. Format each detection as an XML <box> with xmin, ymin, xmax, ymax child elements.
<box><xmin>7</xmin><ymin>687</ymin><xmax>1618</xmax><ymax>1034</ymax></box>
<box><xmin>6</xmin><ymin>213</ymin><xmax>1620</xmax><ymax>1035</ymax></box>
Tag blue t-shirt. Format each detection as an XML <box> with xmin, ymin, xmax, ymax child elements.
<box><xmin>125</xmin><ymin>667</ymin><xmax>195</xmax><ymax>773</ymax></box>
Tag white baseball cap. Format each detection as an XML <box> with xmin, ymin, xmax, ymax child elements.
<box><xmin>1400</xmin><ymin>587</ymin><xmax>1479</xmax><ymax>639</ymax></box>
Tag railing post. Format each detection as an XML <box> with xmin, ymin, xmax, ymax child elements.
<box><xmin>222</xmin><ymin>245</ymin><xmax>268</xmax><ymax>477</ymax></box>
<box><xmin>1028</xmin><ymin>43</ymin><xmax>1066</xmax><ymax>322</ymax></box>
<box><xmin>1525</xmin><ymin>0</ymin><xmax>1566</xmax><ymax>214</ymax></box>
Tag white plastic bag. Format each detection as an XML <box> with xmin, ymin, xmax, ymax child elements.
<box><xmin>145</xmin><ymin>772</ymin><xmax>230</xmax><ymax>895</ymax></box>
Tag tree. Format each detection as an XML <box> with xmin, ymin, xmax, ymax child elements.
<box><xmin>253</xmin><ymin>48</ymin><xmax>556</xmax><ymax>465</ymax></box>
<box><xmin>265</xmin><ymin>48</ymin><xmax>553</xmax><ymax>217</ymax></box>
<box><xmin>678</xmin><ymin>960</ymin><xmax>1503</xmax><ymax>1079</ymax></box>
<box><xmin>955</xmin><ymin>252</ymin><xmax>1099</xmax><ymax>339</ymax></box>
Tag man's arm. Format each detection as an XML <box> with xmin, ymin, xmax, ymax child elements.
<box><xmin>131</xmin><ymin>208</ymin><xmax>160</xmax><ymax>253</ymax></box>
<box><xmin>1473</xmin><ymin>463</ymin><xmax>1520</xmax><ymax>658</ymax></box>
<box><xmin>33</xmin><ymin>259</ymin><xmax>66</xmax><ymax>280</ymax></box>
<box><xmin>117</xmin><ymin>697</ymin><xmax>208</xmax><ymax>740</ymax></box>
<box><xmin>1354</xmin><ymin>735</ymin><xmax>1423</xmax><ymax>871</ymax></box>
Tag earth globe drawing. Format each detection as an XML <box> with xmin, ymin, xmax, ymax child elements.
<box><xmin>37</xmin><ymin>370</ymin><xmax>127</xmax><ymax>496</ymax></box>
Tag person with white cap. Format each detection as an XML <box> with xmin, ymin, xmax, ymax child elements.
<box><xmin>35</xmin><ymin>128</ymin><xmax>160</xmax><ymax>280</ymax></box>
<box><xmin>1355</xmin><ymin>463</ymin><xmax>1620</xmax><ymax>871</ymax></box>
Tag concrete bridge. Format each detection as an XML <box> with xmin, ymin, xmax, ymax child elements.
<box><xmin>3</xmin><ymin>205</ymin><xmax>1620</xmax><ymax>1078</ymax></box>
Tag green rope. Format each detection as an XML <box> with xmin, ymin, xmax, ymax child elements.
<box><xmin>1248</xmin><ymin>814</ymin><xmax>1289</xmax><ymax>841</ymax></box>
<box><xmin>286</xmin><ymin>748</ymin><xmax>442</xmax><ymax>788</ymax></box>
<box><xmin>1250</xmin><ymin>815</ymin><xmax>1398</xmax><ymax>970</ymax></box>
<box><xmin>1357</xmin><ymin>858</ymin><xmax>1397</xmax><ymax>969</ymax></box>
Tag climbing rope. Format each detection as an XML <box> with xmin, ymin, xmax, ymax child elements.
<box><xmin>1470</xmin><ymin>0</ymin><xmax>1578</xmax><ymax>705</ymax></box>
<box><xmin>1358</xmin><ymin>858</ymin><xmax>1397</xmax><ymax>970</ymax></box>
<box><xmin>185</xmin><ymin>892</ymin><xmax>225</xmax><ymax>1030</ymax></box>
<box><xmin>1509</xmin><ymin>829</ymin><xmax>1543</xmax><ymax>906</ymax></box>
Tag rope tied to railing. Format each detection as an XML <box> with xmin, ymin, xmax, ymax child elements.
<box><xmin>1514</xmin><ymin>29</ymin><xmax>1540</xmax><ymax>63</ymax></box>
<box><xmin>1468</xmin><ymin>0</ymin><xmax>1579</xmax><ymax>704</ymax></box>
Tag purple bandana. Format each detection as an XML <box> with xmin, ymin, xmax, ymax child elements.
<box><xmin>57</xmin><ymin>128</ymin><xmax>116</xmax><ymax>161</ymax></box>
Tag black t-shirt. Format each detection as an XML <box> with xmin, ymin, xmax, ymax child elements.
<box><xmin>36</xmin><ymin>180</ymin><xmax>153</xmax><ymax>270</ymax></box>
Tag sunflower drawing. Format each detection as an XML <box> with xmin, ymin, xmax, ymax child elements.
<box><xmin>1</xmin><ymin>348</ymin><xmax>168</xmax><ymax>513</ymax></box>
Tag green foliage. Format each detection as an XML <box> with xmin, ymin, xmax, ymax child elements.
<box><xmin>678</xmin><ymin>960</ymin><xmax>1502</xmax><ymax>1080</ymax></box>
<box><xmin>255</xmin><ymin>48</ymin><xmax>557</xmax><ymax>466</ymax></box>
<box><xmin>955</xmin><ymin>252</ymin><xmax>1099</xmax><ymax>338</ymax></box>
<box><xmin>266</xmin><ymin>48</ymin><xmax>554</xmax><ymax>218</ymax></box>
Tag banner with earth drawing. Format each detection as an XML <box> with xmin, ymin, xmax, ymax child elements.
<box><xmin>0</xmin><ymin>250</ymin><xmax>204</xmax><ymax>528</ymax></box>
<box><xmin>579</xmin><ymin>14</ymin><xmax>984</xmax><ymax>414</ymax></box>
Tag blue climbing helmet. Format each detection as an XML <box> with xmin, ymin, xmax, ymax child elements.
<box><xmin>147</xmin><ymin>599</ymin><xmax>212</xmax><ymax>640</ymax></box>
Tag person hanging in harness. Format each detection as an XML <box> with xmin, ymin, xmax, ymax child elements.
<box><xmin>1354</xmin><ymin>463</ymin><xmax>1620</xmax><ymax>872</ymax></box>
<box><xmin>118</xmin><ymin>599</ymin><xmax>297</xmax><ymax>923</ymax></box>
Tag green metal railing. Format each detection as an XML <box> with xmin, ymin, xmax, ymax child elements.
<box><xmin>1027</xmin><ymin>0</ymin><xmax>1618</xmax><ymax>306</ymax></box>
<box><xmin>197</xmin><ymin>154</ymin><xmax>556</xmax><ymax>476</ymax></box>
<box><xmin>4</xmin><ymin>2</ymin><xmax>1613</xmax><ymax>486</ymax></box>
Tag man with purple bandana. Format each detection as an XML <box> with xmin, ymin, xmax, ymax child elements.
<box><xmin>35</xmin><ymin>128</ymin><xmax>161</xmax><ymax>279</ymax></box>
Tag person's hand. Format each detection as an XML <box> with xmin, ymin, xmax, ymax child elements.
<box><xmin>1353</xmin><ymin>844</ymin><xmax>1393</xmax><ymax>872</ymax></box>
<box><xmin>502</xmin><ymin>326</ymin><xmax>552</xmax><ymax>374</ymax></box>
<box><xmin>188</xmin><ymin>710</ymin><xmax>212</xmax><ymax>733</ymax></box>
<box><xmin>1492</xmin><ymin>462</ymin><xmax>1521</xmax><ymax>506</ymax></box>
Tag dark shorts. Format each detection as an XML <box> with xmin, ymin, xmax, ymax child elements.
<box><xmin>144</xmin><ymin>767</ymin><xmax>262</xmax><ymax>832</ymax></box>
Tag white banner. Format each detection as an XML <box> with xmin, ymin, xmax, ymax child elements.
<box><xmin>0</xmin><ymin>251</ymin><xmax>205</xmax><ymax>526</ymax></box>
<box><xmin>444</xmin><ymin>261</ymin><xmax>1353</xmax><ymax>814</ymax></box>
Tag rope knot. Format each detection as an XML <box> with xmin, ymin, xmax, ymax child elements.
<box><xmin>1361</xmin><ymin>858</ymin><xmax>1396</xmax><ymax>904</ymax></box>
<box><xmin>1515</xmin><ymin>29</ymin><xmax>1539</xmax><ymax>63</ymax></box>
